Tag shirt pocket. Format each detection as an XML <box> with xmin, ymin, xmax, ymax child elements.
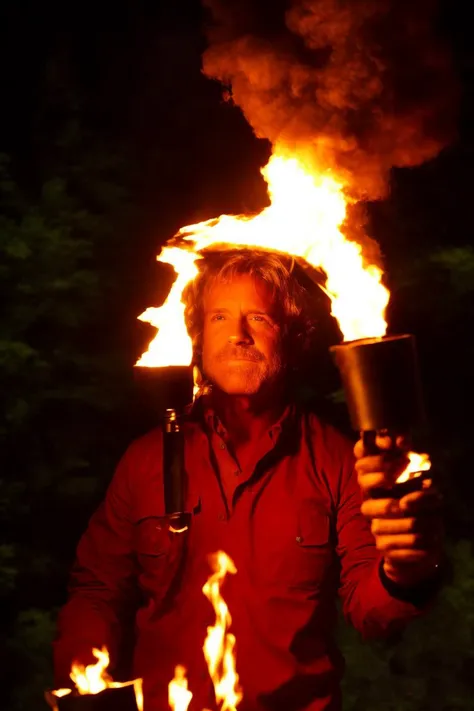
<box><xmin>134</xmin><ymin>516</ymin><xmax>171</xmax><ymax>558</ymax></box>
<box><xmin>289</xmin><ymin>500</ymin><xmax>334</xmax><ymax>590</ymax></box>
<box><xmin>255</xmin><ymin>498</ymin><xmax>333</xmax><ymax>592</ymax></box>
<box><xmin>133</xmin><ymin>516</ymin><xmax>178</xmax><ymax>592</ymax></box>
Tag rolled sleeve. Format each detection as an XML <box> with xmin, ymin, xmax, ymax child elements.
<box><xmin>336</xmin><ymin>448</ymin><xmax>431</xmax><ymax>639</ymax></box>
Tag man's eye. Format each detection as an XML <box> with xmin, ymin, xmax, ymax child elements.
<box><xmin>250</xmin><ymin>315</ymin><xmax>266</xmax><ymax>323</ymax></box>
<box><xmin>211</xmin><ymin>313</ymin><xmax>225</xmax><ymax>322</ymax></box>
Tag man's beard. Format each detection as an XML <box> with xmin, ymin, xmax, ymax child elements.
<box><xmin>203</xmin><ymin>346</ymin><xmax>284</xmax><ymax>396</ymax></box>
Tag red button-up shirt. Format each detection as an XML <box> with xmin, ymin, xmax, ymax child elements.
<box><xmin>54</xmin><ymin>404</ymin><xmax>426</xmax><ymax>711</ymax></box>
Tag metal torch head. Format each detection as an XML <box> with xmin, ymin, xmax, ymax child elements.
<box><xmin>330</xmin><ymin>334</ymin><xmax>424</xmax><ymax>432</ymax></box>
<box><xmin>46</xmin><ymin>685</ymin><xmax>140</xmax><ymax>711</ymax></box>
<box><xmin>133</xmin><ymin>364</ymin><xmax>194</xmax><ymax>416</ymax></box>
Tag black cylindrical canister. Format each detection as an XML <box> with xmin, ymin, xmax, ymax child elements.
<box><xmin>134</xmin><ymin>364</ymin><xmax>193</xmax><ymax>524</ymax></box>
<box><xmin>330</xmin><ymin>334</ymin><xmax>424</xmax><ymax>432</ymax></box>
<box><xmin>134</xmin><ymin>364</ymin><xmax>194</xmax><ymax>414</ymax></box>
<box><xmin>163</xmin><ymin>408</ymin><xmax>187</xmax><ymax>519</ymax></box>
<box><xmin>46</xmin><ymin>685</ymin><xmax>139</xmax><ymax>711</ymax></box>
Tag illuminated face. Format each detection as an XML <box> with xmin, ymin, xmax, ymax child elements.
<box><xmin>201</xmin><ymin>275</ymin><xmax>284</xmax><ymax>395</ymax></box>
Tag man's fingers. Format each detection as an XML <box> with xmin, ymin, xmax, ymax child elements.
<box><xmin>361</xmin><ymin>498</ymin><xmax>402</xmax><ymax>518</ymax></box>
<box><xmin>355</xmin><ymin>455</ymin><xmax>386</xmax><ymax>474</ymax></box>
<box><xmin>374</xmin><ymin>533</ymin><xmax>426</xmax><ymax>551</ymax></box>
<box><xmin>399</xmin><ymin>487</ymin><xmax>442</xmax><ymax>513</ymax></box>
<box><xmin>374</xmin><ymin>434</ymin><xmax>397</xmax><ymax>451</ymax></box>
<box><xmin>358</xmin><ymin>472</ymin><xmax>391</xmax><ymax>494</ymax></box>
<box><xmin>371</xmin><ymin>517</ymin><xmax>416</xmax><ymax>535</ymax></box>
<box><xmin>357</xmin><ymin>466</ymin><xmax>409</xmax><ymax>494</ymax></box>
<box><xmin>371</xmin><ymin>516</ymin><xmax>442</xmax><ymax>537</ymax></box>
<box><xmin>354</xmin><ymin>434</ymin><xmax>411</xmax><ymax>458</ymax></box>
<box><xmin>355</xmin><ymin>453</ymin><xmax>409</xmax><ymax>484</ymax></box>
<box><xmin>384</xmin><ymin>549</ymin><xmax>435</xmax><ymax>564</ymax></box>
<box><xmin>362</xmin><ymin>489</ymin><xmax>442</xmax><ymax>517</ymax></box>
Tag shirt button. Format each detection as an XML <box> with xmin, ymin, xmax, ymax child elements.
<box><xmin>234</xmin><ymin>469</ymin><xmax>240</xmax><ymax>477</ymax></box>
<box><xmin>218</xmin><ymin>513</ymin><xmax>226</xmax><ymax>521</ymax></box>
<box><xmin>296</xmin><ymin>536</ymin><xmax>303</xmax><ymax>544</ymax></box>
<box><xmin>219</xmin><ymin>442</ymin><xmax>226</xmax><ymax>450</ymax></box>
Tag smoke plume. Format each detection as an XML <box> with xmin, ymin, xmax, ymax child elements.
<box><xmin>202</xmin><ymin>0</ymin><xmax>458</xmax><ymax>200</ymax></box>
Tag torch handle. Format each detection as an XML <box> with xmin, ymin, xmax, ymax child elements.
<box><xmin>362</xmin><ymin>430</ymin><xmax>379</xmax><ymax>455</ymax></box>
<box><xmin>163</xmin><ymin>410</ymin><xmax>186</xmax><ymax>518</ymax></box>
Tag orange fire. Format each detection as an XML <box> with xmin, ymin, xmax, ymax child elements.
<box><xmin>136</xmin><ymin>247</ymin><xmax>199</xmax><ymax>367</ymax></box>
<box><xmin>136</xmin><ymin>146</ymin><xmax>389</xmax><ymax>369</ymax></box>
<box><xmin>167</xmin><ymin>551</ymin><xmax>241</xmax><ymax>711</ymax></box>
<box><xmin>48</xmin><ymin>647</ymin><xmax>143</xmax><ymax>711</ymax></box>
<box><xmin>169</xmin><ymin>665</ymin><xmax>193</xmax><ymax>711</ymax></box>
<box><xmin>202</xmin><ymin>551</ymin><xmax>242</xmax><ymax>711</ymax></box>
<box><xmin>396</xmin><ymin>451</ymin><xmax>431</xmax><ymax>484</ymax></box>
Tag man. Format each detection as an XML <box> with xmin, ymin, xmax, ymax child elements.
<box><xmin>54</xmin><ymin>250</ymin><xmax>444</xmax><ymax>711</ymax></box>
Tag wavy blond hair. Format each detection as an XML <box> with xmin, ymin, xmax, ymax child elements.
<box><xmin>182</xmin><ymin>249</ymin><xmax>319</xmax><ymax>388</ymax></box>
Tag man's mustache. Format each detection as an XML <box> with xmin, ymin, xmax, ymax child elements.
<box><xmin>217</xmin><ymin>347</ymin><xmax>264</xmax><ymax>362</ymax></box>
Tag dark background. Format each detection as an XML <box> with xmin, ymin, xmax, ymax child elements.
<box><xmin>0</xmin><ymin>1</ymin><xmax>473</xmax><ymax>709</ymax></box>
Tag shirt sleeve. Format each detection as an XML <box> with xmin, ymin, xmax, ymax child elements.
<box><xmin>335</xmin><ymin>443</ymin><xmax>435</xmax><ymax>639</ymax></box>
<box><xmin>53</xmin><ymin>444</ymin><xmax>139</xmax><ymax>686</ymax></box>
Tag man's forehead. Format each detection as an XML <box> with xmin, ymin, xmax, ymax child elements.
<box><xmin>203</xmin><ymin>274</ymin><xmax>277</xmax><ymax>311</ymax></box>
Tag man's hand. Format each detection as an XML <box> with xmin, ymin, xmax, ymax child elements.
<box><xmin>354</xmin><ymin>434</ymin><xmax>444</xmax><ymax>588</ymax></box>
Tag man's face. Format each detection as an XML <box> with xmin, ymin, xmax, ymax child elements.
<box><xmin>201</xmin><ymin>274</ymin><xmax>284</xmax><ymax>396</ymax></box>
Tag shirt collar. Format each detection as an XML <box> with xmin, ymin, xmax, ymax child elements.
<box><xmin>192</xmin><ymin>395</ymin><xmax>297</xmax><ymax>443</ymax></box>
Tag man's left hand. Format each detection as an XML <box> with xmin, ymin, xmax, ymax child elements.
<box><xmin>354</xmin><ymin>434</ymin><xmax>444</xmax><ymax>588</ymax></box>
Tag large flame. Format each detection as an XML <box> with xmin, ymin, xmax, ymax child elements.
<box><xmin>49</xmin><ymin>647</ymin><xmax>143</xmax><ymax>711</ymax></box>
<box><xmin>136</xmin><ymin>147</ymin><xmax>389</xmax><ymax>366</ymax></box>
<box><xmin>202</xmin><ymin>551</ymin><xmax>242</xmax><ymax>711</ymax></box>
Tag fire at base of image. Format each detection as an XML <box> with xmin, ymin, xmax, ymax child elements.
<box><xmin>47</xmin><ymin>552</ymin><xmax>240</xmax><ymax>711</ymax></box>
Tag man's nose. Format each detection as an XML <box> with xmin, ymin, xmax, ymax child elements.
<box><xmin>228</xmin><ymin>317</ymin><xmax>253</xmax><ymax>345</ymax></box>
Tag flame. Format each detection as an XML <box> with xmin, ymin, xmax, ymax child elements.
<box><xmin>169</xmin><ymin>665</ymin><xmax>193</xmax><ymax>711</ymax></box>
<box><xmin>136</xmin><ymin>147</ymin><xmax>389</xmax><ymax>366</ymax></box>
<box><xmin>50</xmin><ymin>689</ymin><xmax>71</xmax><ymax>698</ymax></box>
<box><xmin>49</xmin><ymin>647</ymin><xmax>143</xmax><ymax>711</ymax></box>
<box><xmin>136</xmin><ymin>247</ymin><xmax>199</xmax><ymax>367</ymax></box>
<box><xmin>396</xmin><ymin>451</ymin><xmax>431</xmax><ymax>484</ymax></box>
<box><xmin>70</xmin><ymin>646</ymin><xmax>111</xmax><ymax>694</ymax></box>
<box><xmin>202</xmin><ymin>551</ymin><xmax>242</xmax><ymax>711</ymax></box>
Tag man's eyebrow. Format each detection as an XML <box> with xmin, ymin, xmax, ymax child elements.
<box><xmin>248</xmin><ymin>309</ymin><xmax>272</xmax><ymax>316</ymax></box>
<box><xmin>206</xmin><ymin>307</ymin><xmax>274</xmax><ymax>318</ymax></box>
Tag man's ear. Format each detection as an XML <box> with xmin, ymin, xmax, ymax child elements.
<box><xmin>193</xmin><ymin>364</ymin><xmax>212</xmax><ymax>398</ymax></box>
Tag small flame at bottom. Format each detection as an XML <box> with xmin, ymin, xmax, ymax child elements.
<box><xmin>169</xmin><ymin>665</ymin><xmax>193</xmax><ymax>711</ymax></box>
<box><xmin>396</xmin><ymin>451</ymin><xmax>431</xmax><ymax>484</ymax></box>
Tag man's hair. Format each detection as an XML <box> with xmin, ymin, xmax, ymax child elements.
<box><xmin>182</xmin><ymin>249</ymin><xmax>319</xmax><ymax>374</ymax></box>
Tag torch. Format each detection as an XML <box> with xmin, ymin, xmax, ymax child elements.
<box><xmin>331</xmin><ymin>334</ymin><xmax>431</xmax><ymax>499</ymax></box>
<box><xmin>134</xmin><ymin>247</ymin><xmax>199</xmax><ymax>532</ymax></box>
